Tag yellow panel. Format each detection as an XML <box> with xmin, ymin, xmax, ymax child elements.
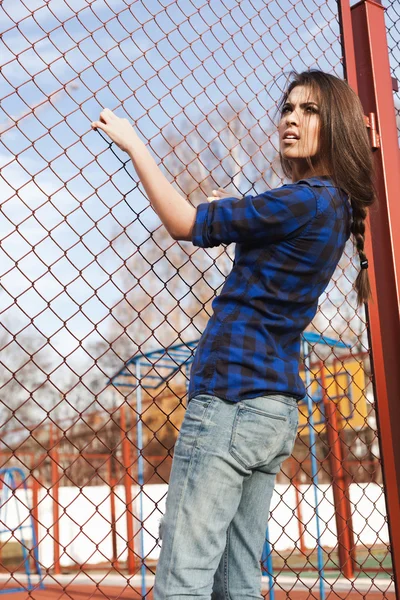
<box><xmin>298</xmin><ymin>359</ymin><xmax>369</xmax><ymax>434</ymax></box>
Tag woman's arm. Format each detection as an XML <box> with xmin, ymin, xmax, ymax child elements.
<box><xmin>91</xmin><ymin>108</ymin><xmax>196</xmax><ymax>241</ymax></box>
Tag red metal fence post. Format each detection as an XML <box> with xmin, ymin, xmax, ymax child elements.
<box><xmin>340</xmin><ymin>0</ymin><xmax>400</xmax><ymax>593</ymax></box>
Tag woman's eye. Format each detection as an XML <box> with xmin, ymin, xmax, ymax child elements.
<box><xmin>281</xmin><ymin>105</ymin><xmax>318</xmax><ymax>114</ymax></box>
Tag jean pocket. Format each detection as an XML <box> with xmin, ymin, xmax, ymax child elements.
<box><xmin>229</xmin><ymin>405</ymin><xmax>288</xmax><ymax>470</ymax></box>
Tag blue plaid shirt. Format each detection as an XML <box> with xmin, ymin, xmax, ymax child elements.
<box><xmin>188</xmin><ymin>176</ymin><xmax>352</xmax><ymax>403</ymax></box>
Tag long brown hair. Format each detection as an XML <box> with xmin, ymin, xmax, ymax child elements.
<box><xmin>276</xmin><ymin>69</ymin><xmax>377</xmax><ymax>306</ymax></box>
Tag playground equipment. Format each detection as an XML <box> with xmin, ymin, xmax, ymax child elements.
<box><xmin>110</xmin><ymin>332</ymin><xmax>356</xmax><ymax>600</ymax></box>
<box><xmin>0</xmin><ymin>468</ymin><xmax>44</xmax><ymax>594</ymax></box>
<box><xmin>0</xmin><ymin>335</ymin><xmax>386</xmax><ymax>596</ymax></box>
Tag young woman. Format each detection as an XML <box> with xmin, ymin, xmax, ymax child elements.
<box><xmin>92</xmin><ymin>69</ymin><xmax>375</xmax><ymax>600</ymax></box>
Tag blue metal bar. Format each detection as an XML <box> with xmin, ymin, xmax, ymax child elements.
<box><xmin>0</xmin><ymin>525</ymin><xmax>32</xmax><ymax>531</ymax></box>
<box><xmin>136</xmin><ymin>359</ymin><xmax>147</xmax><ymax>600</ymax></box>
<box><xmin>113</xmin><ymin>383</ymin><xmax>139</xmax><ymax>389</ymax></box>
<box><xmin>110</xmin><ymin>335</ymin><xmax>347</xmax><ymax>391</ymax></box>
<box><xmin>22</xmin><ymin>474</ymin><xmax>44</xmax><ymax>589</ymax></box>
<box><xmin>302</xmin><ymin>332</ymin><xmax>350</xmax><ymax>348</ymax></box>
<box><xmin>127</xmin><ymin>339</ymin><xmax>198</xmax><ymax>363</ymax></box>
<box><xmin>10</xmin><ymin>471</ymin><xmax>32</xmax><ymax>591</ymax></box>
<box><xmin>109</xmin><ymin>340</ymin><xmax>198</xmax><ymax>384</ymax></box>
<box><xmin>261</xmin><ymin>531</ymin><xmax>275</xmax><ymax>600</ymax></box>
<box><xmin>0</xmin><ymin>468</ymin><xmax>44</xmax><ymax>594</ymax></box>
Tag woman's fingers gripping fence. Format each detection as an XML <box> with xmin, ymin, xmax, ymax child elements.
<box><xmin>207</xmin><ymin>188</ymin><xmax>238</xmax><ymax>202</ymax></box>
<box><xmin>91</xmin><ymin>108</ymin><xmax>140</xmax><ymax>154</ymax></box>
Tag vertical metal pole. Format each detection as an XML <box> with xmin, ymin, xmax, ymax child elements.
<box><xmin>50</xmin><ymin>424</ymin><xmax>60</xmax><ymax>575</ymax></box>
<box><xmin>121</xmin><ymin>402</ymin><xmax>135</xmax><ymax>574</ymax></box>
<box><xmin>31</xmin><ymin>476</ymin><xmax>40</xmax><ymax>575</ymax></box>
<box><xmin>184</xmin><ymin>363</ymin><xmax>190</xmax><ymax>398</ymax></box>
<box><xmin>302</xmin><ymin>339</ymin><xmax>325</xmax><ymax>600</ymax></box>
<box><xmin>337</xmin><ymin>0</ymin><xmax>358</xmax><ymax>89</ymax></box>
<box><xmin>108</xmin><ymin>460</ymin><xmax>119</xmax><ymax>571</ymax></box>
<box><xmin>11</xmin><ymin>470</ymin><xmax>31</xmax><ymax>588</ymax></box>
<box><xmin>348</xmin><ymin>1</ymin><xmax>400</xmax><ymax>592</ymax></box>
<box><xmin>320</xmin><ymin>364</ymin><xmax>354</xmax><ymax>579</ymax></box>
<box><xmin>135</xmin><ymin>358</ymin><xmax>147</xmax><ymax>599</ymax></box>
<box><xmin>25</xmin><ymin>472</ymin><xmax>44</xmax><ymax>588</ymax></box>
<box><xmin>261</xmin><ymin>533</ymin><xmax>275</xmax><ymax>600</ymax></box>
<box><xmin>333</xmin><ymin>358</ymin><xmax>357</xmax><ymax>568</ymax></box>
<box><xmin>0</xmin><ymin>476</ymin><xmax>2</xmax><ymax>570</ymax></box>
<box><xmin>290</xmin><ymin>458</ymin><xmax>306</xmax><ymax>555</ymax></box>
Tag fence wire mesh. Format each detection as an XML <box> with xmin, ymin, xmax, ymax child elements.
<box><xmin>0</xmin><ymin>0</ymin><xmax>396</xmax><ymax>598</ymax></box>
<box><xmin>385</xmin><ymin>0</ymin><xmax>400</xmax><ymax>140</ymax></box>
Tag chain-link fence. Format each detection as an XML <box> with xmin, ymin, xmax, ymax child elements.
<box><xmin>0</xmin><ymin>0</ymin><xmax>397</xmax><ymax>598</ymax></box>
<box><xmin>385</xmin><ymin>0</ymin><xmax>400</xmax><ymax>140</ymax></box>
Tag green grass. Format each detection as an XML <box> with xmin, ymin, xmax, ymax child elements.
<box><xmin>267</xmin><ymin>546</ymin><xmax>393</xmax><ymax>579</ymax></box>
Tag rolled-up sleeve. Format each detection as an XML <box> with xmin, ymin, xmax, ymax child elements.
<box><xmin>191</xmin><ymin>184</ymin><xmax>318</xmax><ymax>248</ymax></box>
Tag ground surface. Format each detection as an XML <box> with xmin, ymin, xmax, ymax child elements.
<box><xmin>1</xmin><ymin>583</ymin><xmax>396</xmax><ymax>600</ymax></box>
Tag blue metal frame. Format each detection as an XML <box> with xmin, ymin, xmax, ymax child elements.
<box><xmin>0</xmin><ymin>467</ymin><xmax>44</xmax><ymax>594</ymax></box>
<box><xmin>109</xmin><ymin>333</ymin><xmax>350</xmax><ymax>597</ymax></box>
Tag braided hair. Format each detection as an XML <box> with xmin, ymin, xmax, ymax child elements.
<box><xmin>350</xmin><ymin>200</ymin><xmax>371</xmax><ymax>306</ymax></box>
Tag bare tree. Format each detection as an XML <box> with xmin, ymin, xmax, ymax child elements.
<box><xmin>103</xmin><ymin>102</ymin><xmax>282</xmax><ymax>365</ymax></box>
<box><xmin>0</xmin><ymin>324</ymin><xmax>62</xmax><ymax>449</ymax></box>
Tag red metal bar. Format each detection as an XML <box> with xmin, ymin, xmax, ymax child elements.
<box><xmin>0</xmin><ymin>477</ymin><xmax>3</xmax><ymax>568</ymax></box>
<box><xmin>320</xmin><ymin>363</ymin><xmax>355</xmax><ymax>579</ymax></box>
<box><xmin>121</xmin><ymin>403</ymin><xmax>136</xmax><ymax>574</ymax></box>
<box><xmin>50</xmin><ymin>424</ymin><xmax>61</xmax><ymax>575</ymax></box>
<box><xmin>108</xmin><ymin>459</ymin><xmax>120</xmax><ymax>571</ymax></box>
<box><xmin>348</xmin><ymin>1</ymin><xmax>400</xmax><ymax>594</ymax></box>
<box><xmin>31</xmin><ymin>476</ymin><xmax>40</xmax><ymax>575</ymax></box>
<box><xmin>333</xmin><ymin>358</ymin><xmax>357</xmax><ymax>568</ymax></box>
<box><xmin>289</xmin><ymin>458</ymin><xmax>307</xmax><ymax>555</ymax></box>
<box><xmin>337</xmin><ymin>0</ymin><xmax>359</xmax><ymax>91</ymax></box>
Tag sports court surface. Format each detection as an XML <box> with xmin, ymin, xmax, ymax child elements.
<box><xmin>2</xmin><ymin>573</ymin><xmax>395</xmax><ymax>600</ymax></box>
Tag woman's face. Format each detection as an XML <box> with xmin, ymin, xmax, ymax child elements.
<box><xmin>278</xmin><ymin>85</ymin><xmax>322</xmax><ymax>178</ymax></box>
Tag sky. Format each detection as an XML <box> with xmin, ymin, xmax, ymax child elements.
<box><xmin>1</xmin><ymin>0</ymin><xmax>396</xmax><ymax>388</ymax></box>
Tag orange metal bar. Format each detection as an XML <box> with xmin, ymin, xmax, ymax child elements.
<box><xmin>290</xmin><ymin>459</ymin><xmax>306</xmax><ymax>555</ymax></box>
<box><xmin>0</xmin><ymin>478</ymin><xmax>3</xmax><ymax>568</ymax></box>
<box><xmin>349</xmin><ymin>1</ymin><xmax>400</xmax><ymax>594</ymax></box>
<box><xmin>320</xmin><ymin>363</ymin><xmax>354</xmax><ymax>579</ymax></box>
<box><xmin>121</xmin><ymin>403</ymin><xmax>136</xmax><ymax>574</ymax></box>
<box><xmin>333</xmin><ymin>358</ymin><xmax>357</xmax><ymax>568</ymax></box>
<box><xmin>31</xmin><ymin>476</ymin><xmax>40</xmax><ymax>575</ymax></box>
<box><xmin>108</xmin><ymin>459</ymin><xmax>120</xmax><ymax>571</ymax></box>
<box><xmin>50</xmin><ymin>424</ymin><xmax>61</xmax><ymax>575</ymax></box>
<box><xmin>337</xmin><ymin>0</ymin><xmax>359</xmax><ymax>92</ymax></box>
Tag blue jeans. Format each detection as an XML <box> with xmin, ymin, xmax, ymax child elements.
<box><xmin>153</xmin><ymin>393</ymin><xmax>299</xmax><ymax>600</ymax></box>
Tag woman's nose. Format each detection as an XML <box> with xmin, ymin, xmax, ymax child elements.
<box><xmin>286</xmin><ymin>112</ymin><xmax>299</xmax><ymax>126</ymax></box>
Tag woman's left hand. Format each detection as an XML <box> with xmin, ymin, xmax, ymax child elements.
<box><xmin>91</xmin><ymin>108</ymin><xmax>141</xmax><ymax>154</ymax></box>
